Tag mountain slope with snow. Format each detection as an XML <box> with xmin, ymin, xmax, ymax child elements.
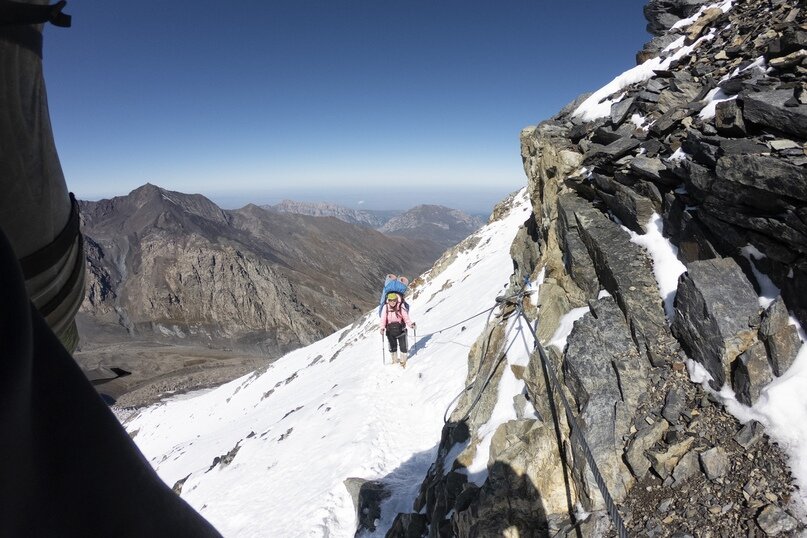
<box><xmin>125</xmin><ymin>191</ymin><xmax>532</xmax><ymax>536</ymax></box>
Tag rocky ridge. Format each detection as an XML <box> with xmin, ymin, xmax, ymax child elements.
<box><xmin>266</xmin><ymin>199</ymin><xmax>399</xmax><ymax>228</ymax></box>
<box><xmin>269</xmin><ymin>199</ymin><xmax>486</xmax><ymax>250</ymax></box>
<box><xmin>385</xmin><ymin>1</ymin><xmax>807</xmax><ymax>536</ymax></box>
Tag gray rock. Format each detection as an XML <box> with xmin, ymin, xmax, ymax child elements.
<box><xmin>715</xmin><ymin>99</ymin><xmax>745</xmax><ymax>136</ymax></box>
<box><xmin>564</xmin><ymin>296</ymin><xmax>645</xmax><ymax>507</ymax></box>
<box><xmin>742</xmin><ymin>88</ymin><xmax>807</xmax><ymax>139</ymax></box>
<box><xmin>649</xmin><ymin>436</ymin><xmax>695</xmax><ymax>479</ymax></box>
<box><xmin>671</xmin><ymin>257</ymin><xmax>762</xmax><ymax>389</ymax></box>
<box><xmin>629</xmin><ymin>156</ymin><xmax>667</xmax><ymax>183</ymax></box>
<box><xmin>761</xmin><ymin>296</ymin><xmax>793</xmax><ymax>336</ymax></box>
<box><xmin>343</xmin><ymin>477</ymin><xmax>390</xmax><ymax>533</ymax></box>
<box><xmin>637</xmin><ymin>34</ymin><xmax>684</xmax><ymax>63</ymax></box>
<box><xmin>718</xmin><ymin>138</ymin><xmax>768</xmax><ymax>155</ymax></box>
<box><xmin>732</xmin><ymin>341</ymin><xmax>773</xmax><ymax>406</ymax></box>
<box><xmin>597</xmin><ymin>179</ymin><xmax>657</xmax><ymax>234</ymax></box>
<box><xmin>756</xmin><ymin>504</ymin><xmax>799</xmax><ymax>535</ymax></box>
<box><xmin>583</xmin><ymin>137</ymin><xmax>641</xmax><ymax>167</ymax></box>
<box><xmin>765</xmin><ymin>324</ymin><xmax>802</xmax><ymax>377</ymax></box>
<box><xmin>573</xmin><ymin>203</ymin><xmax>672</xmax><ymax>364</ymax></box>
<box><xmin>626</xmin><ymin>418</ymin><xmax>669</xmax><ymax>479</ymax></box>
<box><xmin>671</xmin><ymin>449</ymin><xmax>700</xmax><ymax>485</ymax></box>
<box><xmin>661</xmin><ymin>387</ymin><xmax>688</xmax><ymax>424</ymax></box>
<box><xmin>558</xmin><ymin>194</ymin><xmax>600</xmax><ymax>301</ymax></box>
<box><xmin>611</xmin><ymin>97</ymin><xmax>636</xmax><ymax>126</ymax></box>
<box><xmin>649</xmin><ymin>108</ymin><xmax>691</xmax><ymax>136</ymax></box>
<box><xmin>735</xmin><ymin>420</ymin><xmax>764</xmax><ymax>450</ymax></box>
<box><xmin>699</xmin><ymin>447</ymin><xmax>729</xmax><ymax>480</ymax></box>
<box><xmin>386</xmin><ymin>512</ymin><xmax>429</xmax><ymax>538</ymax></box>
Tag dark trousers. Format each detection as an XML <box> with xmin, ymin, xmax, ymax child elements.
<box><xmin>385</xmin><ymin>323</ymin><xmax>409</xmax><ymax>353</ymax></box>
<box><xmin>0</xmin><ymin>227</ymin><xmax>221</xmax><ymax>537</ymax></box>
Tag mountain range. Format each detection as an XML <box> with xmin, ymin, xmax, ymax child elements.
<box><xmin>267</xmin><ymin>199</ymin><xmax>486</xmax><ymax>249</ymax></box>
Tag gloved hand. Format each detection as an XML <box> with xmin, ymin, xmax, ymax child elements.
<box><xmin>380</xmin><ymin>327</ymin><xmax>385</xmax><ymax>334</ymax></box>
<box><xmin>410</xmin><ymin>322</ymin><xmax>416</xmax><ymax>330</ymax></box>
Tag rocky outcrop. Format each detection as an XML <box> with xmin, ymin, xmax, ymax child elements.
<box><xmin>388</xmin><ymin>1</ymin><xmax>806</xmax><ymax>536</ymax></box>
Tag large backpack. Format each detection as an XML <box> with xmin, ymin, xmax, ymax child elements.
<box><xmin>378</xmin><ymin>274</ymin><xmax>410</xmax><ymax>315</ymax></box>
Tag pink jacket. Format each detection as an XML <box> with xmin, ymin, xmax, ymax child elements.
<box><xmin>380</xmin><ymin>304</ymin><xmax>413</xmax><ymax>330</ymax></box>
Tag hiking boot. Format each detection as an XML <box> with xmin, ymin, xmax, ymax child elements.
<box><xmin>390</xmin><ymin>351</ymin><xmax>399</xmax><ymax>365</ymax></box>
<box><xmin>399</xmin><ymin>352</ymin><xmax>408</xmax><ymax>368</ymax></box>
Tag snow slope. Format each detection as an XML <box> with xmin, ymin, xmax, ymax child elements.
<box><xmin>126</xmin><ymin>189</ymin><xmax>532</xmax><ymax>537</ymax></box>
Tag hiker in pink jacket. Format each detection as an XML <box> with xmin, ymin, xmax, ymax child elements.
<box><xmin>379</xmin><ymin>293</ymin><xmax>415</xmax><ymax>367</ymax></box>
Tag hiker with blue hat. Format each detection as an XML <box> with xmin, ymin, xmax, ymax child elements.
<box><xmin>379</xmin><ymin>292</ymin><xmax>415</xmax><ymax>367</ymax></box>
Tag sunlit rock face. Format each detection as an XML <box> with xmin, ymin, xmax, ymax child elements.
<box><xmin>392</xmin><ymin>1</ymin><xmax>807</xmax><ymax>536</ymax></box>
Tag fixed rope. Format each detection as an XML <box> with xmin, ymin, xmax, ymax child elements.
<box><xmin>441</xmin><ymin>288</ymin><xmax>529</xmax><ymax>424</ymax></box>
<box><xmin>519</xmin><ymin>310</ymin><xmax>628</xmax><ymax>538</ymax></box>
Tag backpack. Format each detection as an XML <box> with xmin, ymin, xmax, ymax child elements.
<box><xmin>378</xmin><ymin>274</ymin><xmax>410</xmax><ymax>315</ymax></box>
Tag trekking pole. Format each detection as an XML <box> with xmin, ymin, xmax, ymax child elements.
<box><xmin>381</xmin><ymin>333</ymin><xmax>386</xmax><ymax>365</ymax></box>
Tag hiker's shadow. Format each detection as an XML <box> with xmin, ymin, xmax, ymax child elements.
<box><xmin>408</xmin><ymin>333</ymin><xmax>432</xmax><ymax>355</ymax></box>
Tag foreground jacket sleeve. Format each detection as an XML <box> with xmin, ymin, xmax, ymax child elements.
<box><xmin>0</xmin><ymin>226</ymin><xmax>221</xmax><ymax>537</ymax></box>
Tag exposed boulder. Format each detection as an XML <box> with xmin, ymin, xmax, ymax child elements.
<box><xmin>562</xmin><ymin>296</ymin><xmax>647</xmax><ymax>509</ymax></box>
<box><xmin>671</xmin><ymin>257</ymin><xmax>761</xmax><ymax>390</ymax></box>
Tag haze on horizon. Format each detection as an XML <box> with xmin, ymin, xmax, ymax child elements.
<box><xmin>43</xmin><ymin>1</ymin><xmax>649</xmax><ymax>213</ymax></box>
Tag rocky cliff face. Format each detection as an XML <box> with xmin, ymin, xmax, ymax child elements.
<box><xmin>388</xmin><ymin>1</ymin><xmax>807</xmax><ymax>536</ymax></box>
<box><xmin>79</xmin><ymin>184</ymin><xmax>443</xmax><ymax>356</ymax></box>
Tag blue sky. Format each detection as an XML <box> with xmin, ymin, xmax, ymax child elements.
<box><xmin>43</xmin><ymin>1</ymin><xmax>648</xmax><ymax>212</ymax></box>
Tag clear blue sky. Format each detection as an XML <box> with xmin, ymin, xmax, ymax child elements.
<box><xmin>43</xmin><ymin>1</ymin><xmax>648</xmax><ymax>213</ymax></box>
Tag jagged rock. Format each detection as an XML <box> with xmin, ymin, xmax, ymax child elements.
<box><xmin>756</xmin><ymin>504</ymin><xmax>798</xmax><ymax>535</ymax></box>
<box><xmin>650</xmin><ymin>108</ymin><xmax>691</xmax><ymax>136</ymax></box>
<box><xmin>684</xmin><ymin>7</ymin><xmax>725</xmax><ymax>41</ymax></box>
<box><xmin>637</xmin><ymin>34</ymin><xmax>684</xmax><ymax>63</ymax></box>
<box><xmin>343</xmin><ymin>477</ymin><xmax>390</xmax><ymax>534</ymax></box>
<box><xmin>657</xmin><ymin>81</ymin><xmax>702</xmax><ymax>115</ymax></box>
<box><xmin>649</xmin><ymin>436</ymin><xmax>695</xmax><ymax>479</ymax></box>
<box><xmin>611</xmin><ymin>97</ymin><xmax>637</xmax><ymax>125</ymax></box>
<box><xmin>563</xmin><ymin>296</ymin><xmax>645</xmax><ymax>509</ymax></box>
<box><xmin>583</xmin><ymin>137</ymin><xmax>641</xmax><ymax>167</ymax></box>
<box><xmin>671</xmin><ymin>257</ymin><xmax>761</xmax><ymax>390</ymax></box>
<box><xmin>718</xmin><ymin>138</ymin><xmax>768</xmax><ymax>155</ymax></box>
<box><xmin>625</xmin><ymin>419</ymin><xmax>669</xmax><ymax>479</ymax></box>
<box><xmin>572</xmin><ymin>203</ymin><xmax>672</xmax><ymax>364</ymax></box>
<box><xmin>386</xmin><ymin>513</ymin><xmax>428</xmax><ymax>538</ymax></box>
<box><xmin>557</xmin><ymin>194</ymin><xmax>600</xmax><ymax>302</ymax></box>
<box><xmin>535</xmin><ymin>280</ymin><xmax>574</xmax><ymax>343</ymax></box>
<box><xmin>764</xmin><ymin>324</ymin><xmax>801</xmax><ymax>377</ymax></box>
<box><xmin>661</xmin><ymin>387</ymin><xmax>688</xmax><ymax>424</ymax></box>
<box><xmin>682</xmin><ymin>130</ymin><xmax>720</xmax><ymax>167</ymax></box>
<box><xmin>452</xmin><ymin>460</ymin><xmax>549</xmax><ymax>537</ymax></box>
<box><xmin>741</xmin><ymin>88</ymin><xmax>807</xmax><ymax>139</ymax></box>
<box><xmin>671</xmin><ymin>449</ymin><xmax>699</xmax><ymax>485</ymax></box>
<box><xmin>594</xmin><ymin>174</ymin><xmax>656</xmax><ymax>234</ymax></box>
<box><xmin>735</xmin><ymin>420</ymin><xmax>764</xmax><ymax>450</ymax></box>
<box><xmin>629</xmin><ymin>155</ymin><xmax>667</xmax><ymax>183</ymax></box>
<box><xmin>732</xmin><ymin>341</ymin><xmax>773</xmax><ymax>406</ymax></box>
<box><xmin>699</xmin><ymin>447</ymin><xmax>729</xmax><ymax>481</ymax></box>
